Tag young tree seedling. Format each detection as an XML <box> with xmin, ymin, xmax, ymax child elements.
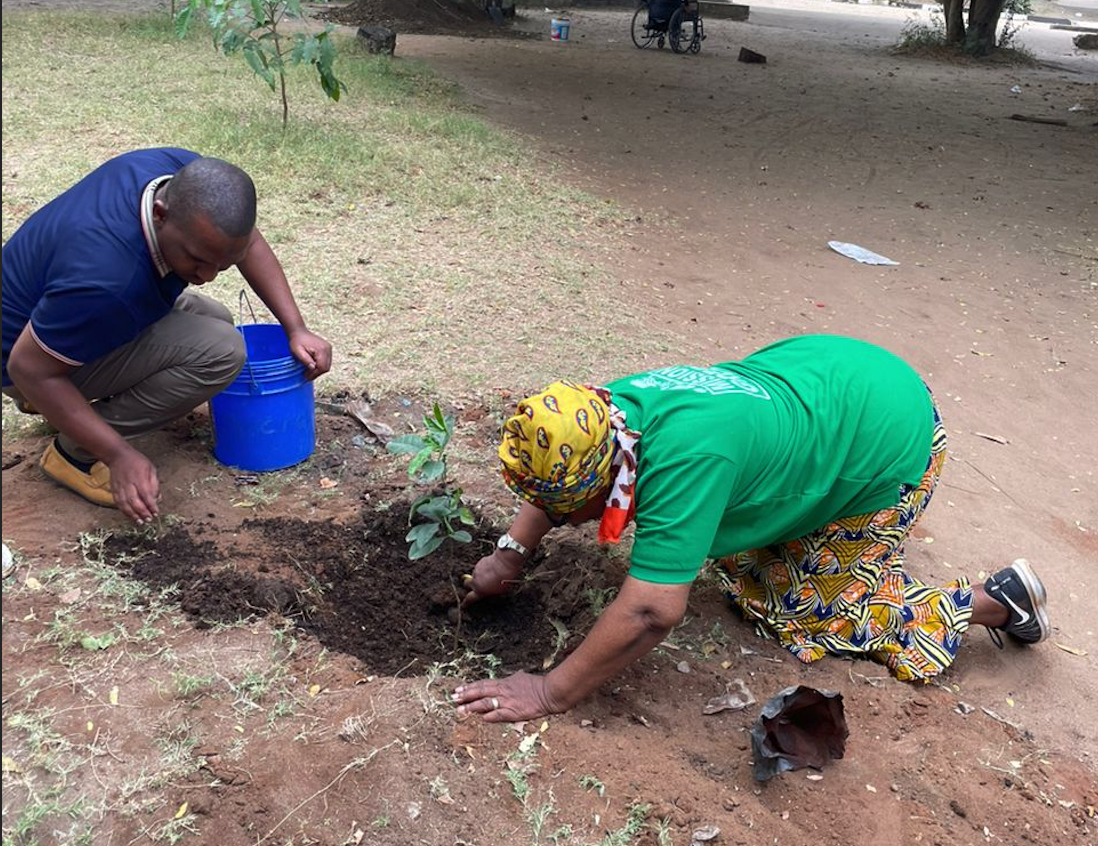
<box><xmin>387</xmin><ymin>403</ymin><xmax>475</xmax><ymax>560</ymax></box>
<box><xmin>176</xmin><ymin>0</ymin><xmax>346</xmax><ymax>128</ymax></box>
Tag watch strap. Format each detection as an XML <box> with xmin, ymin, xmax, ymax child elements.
<box><xmin>497</xmin><ymin>532</ymin><xmax>530</xmax><ymax>560</ymax></box>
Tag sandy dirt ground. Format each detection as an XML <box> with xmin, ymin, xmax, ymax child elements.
<box><xmin>397</xmin><ymin>1</ymin><xmax>1098</xmax><ymax>748</ymax></box>
<box><xmin>2</xmin><ymin>2</ymin><xmax>1097</xmax><ymax>845</ymax></box>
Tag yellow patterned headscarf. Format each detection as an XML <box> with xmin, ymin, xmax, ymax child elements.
<box><xmin>499</xmin><ymin>380</ymin><xmax>615</xmax><ymax>514</ymax></box>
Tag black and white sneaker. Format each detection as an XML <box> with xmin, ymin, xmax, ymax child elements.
<box><xmin>984</xmin><ymin>559</ymin><xmax>1050</xmax><ymax>647</ymax></box>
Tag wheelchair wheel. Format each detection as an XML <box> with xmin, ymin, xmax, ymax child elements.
<box><xmin>631</xmin><ymin>6</ymin><xmax>657</xmax><ymax>49</ymax></box>
<box><xmin>692</xmin><ymin>19</ymin><xmax>704</xmax><ymax>53</ymax></box>
<box><xmin>668</xmin><ymin>7</ymin><xmax>700</xmax><ymax>54</ymax></box>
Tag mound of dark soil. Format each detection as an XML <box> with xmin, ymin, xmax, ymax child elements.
<box><xmin>324</xmin><ymin>0</ymin><xmax>502</xmax><ymax>35</ymax></box>
<box><xmin>103</xmin><ymin>508</ymin><xmax>623</xmax><ymax>675</ymax></box>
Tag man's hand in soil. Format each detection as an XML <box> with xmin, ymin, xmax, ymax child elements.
<box><xmin>461</xmin><ymin>548</ymin><xmax>524</xmax><ymax>607</ymax></box>
<box><xmin>107</xmin><ymin>445</ymin><xmax>160</xmax><ymax>524</ymax></box>
<box><xmin>452</xmin><ymin>671</ymin><xmax>565</xmax><ymax>723</ymax></box>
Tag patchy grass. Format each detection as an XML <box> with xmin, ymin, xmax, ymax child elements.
<box><xmin>1</xmin><ymin>10</ymin><xmax>686</xmax><ymax>846</ymax></box>
<box><xmin>0</xmin><ymin>530</ymin><xmax>343</xmax><ymax>846</ymax></box>
<box><xmin>892</xmin><ymin>13</ymin><xmax>1038</xmax><ymax>64</ymax></box>
<box><xmin>1</xmin><ymin>9</ymin><xmax>679</xmax><ymax>424</ymax></box>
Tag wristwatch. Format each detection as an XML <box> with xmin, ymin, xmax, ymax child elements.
<box><xmin>496</xmin><ymin>532</ymin><xmax>530</xmax><ymax>560</ymax></box>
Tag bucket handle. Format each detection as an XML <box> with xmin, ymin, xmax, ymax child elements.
<box><xmin>237</xmin><ymin>288</ymin><xmax>260</xmax><ymax>327</ymax></box>
<box><xmin>236</xmin><ymin>290</ymin><xmax>268</xmax><ymax>396</ymax></box>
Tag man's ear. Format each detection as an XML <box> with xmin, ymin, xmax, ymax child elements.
<box><xmin>152</xmin><ymin>196</ymin><xmax>169</xmax><ymax>224</ymax></box>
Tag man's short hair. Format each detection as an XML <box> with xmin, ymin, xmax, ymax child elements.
<box><xmin>166</xmin><ymin>157</ymin><xmax>257</xmax><ymax>238</ymax></box>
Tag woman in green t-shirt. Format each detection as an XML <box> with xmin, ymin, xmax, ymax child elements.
<box><xmin>451</xmin><ymin>336</ymin><xmax>1049</xmax><ymax>723</ymax></box>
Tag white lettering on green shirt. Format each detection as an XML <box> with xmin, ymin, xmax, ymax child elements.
<box><xmin>629</xmin><ymin>366</ymin><xmax>772</xmax><ymax>400</ymax></box>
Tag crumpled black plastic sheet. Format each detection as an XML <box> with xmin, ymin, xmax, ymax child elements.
<box><xmin>750</xmin><ymin>685</ymin><xmax>849</xmax><ymax>782</ymax></box>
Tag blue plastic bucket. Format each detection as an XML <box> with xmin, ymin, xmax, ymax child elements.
<box><xmin>209</xmin><ymin>324</ymin><xmax>315</xmax><ymax>472</ymax></box>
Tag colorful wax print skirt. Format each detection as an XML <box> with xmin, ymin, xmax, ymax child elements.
<box><xmin>717</xmin><ymin>408</ymin><xmax>974</xmax><ymax>681</ymax></box>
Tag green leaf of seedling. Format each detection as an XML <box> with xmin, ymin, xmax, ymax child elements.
<box><xmin>457</xmin><ymin>506</ymin><xmax>476</xmax><ymax>526</ymax></box>
<box><xmin>414</xmin><ymin>497</ymin><xmax>459</xmax><ymax>523</ymax></box>
<box><xmin>222</xmin><ymin>29</ymin><xmax>248</xmax><ymax>55</ymax></box>
<box><xmin>428</xmin><ymin>403</ymin><xmax>447</xmax><ymax>430</ymax></box>
<box><xmin>296</xmin><ymin>34</ymin><xmax>319</xmax><ymax>65</ymax></box>
<box><xmin>387</xmin><ymin>435</ymin><xmax>427</xmax><ymax>455</ymax></box>
<box><xmin>406</xmin><ymin>523</ymin><xmax>441</xmax><ymax>544</ymax></box>
<box><xmin>407</xmin><ymin>448</ymin><xmax>435</xmax><ymax>479</ymax></box>
<box><xmin>243</xmin><ymin>44</ymin><xmax>276</xmax><ymax>89</ymax></box>
<box><xmin>417</xmin><ymin>460</ymin><xmax>446</xmax><ymax>483</ymax></box>
<box><xmin>318</xmin><ymin>67</ymin><xmax>344</xmax><ymax>102</ymax></box>
<box><xmin>174</xmin><ymin>3</ymin><xmax>195</xmax><ymax>38</ymax></box>
<box><xmin>317</xmin><ymin>32</ymin><xmax>343</xmax><ymax>94</ymax></box>
<box><xmin>207</xmin><ymin>6</ymin><xmax>226</xmax><ymax>35</ymax></box>
<box><xmin>409</xmin><ymin>492</ymin><xmax>433</xmax><ymax>520</ymax></box>
<box><xmin>424</xmin><ymin>403</ymin><xmax>454</xmax><ymax>449</ymax></box>
<box><xmin>80</xmin><ymin>632</ymin><xmax>117</xmax><ymax>651</ymax></box>
<box><xmin>409</xmin><ymin>534</ymin><xmax>444</xmax><ymax>560</ymax></box>
<box><xmin>450</xmin><ymin>530</ymin><xmax>473</xmax><ymax>544</ymax></box>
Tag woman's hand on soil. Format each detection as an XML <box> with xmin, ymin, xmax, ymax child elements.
<box><xmin>452</xmin><ymin>671</ymin><xmax>565</xmax><ymax>723</ymax></box>
<box><xmin>461</xmin><ymin>549</ymin><xmax>524</xmax><ymax>607</ymax></box>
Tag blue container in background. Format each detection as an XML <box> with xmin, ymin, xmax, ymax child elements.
<box><xmin>209</xmin><ymin>324</ymin><xmax>316</xmax><ymax>472</ymax></box>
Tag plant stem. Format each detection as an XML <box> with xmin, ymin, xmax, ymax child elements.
<box><xmin>450</xmin><ymin>582</ymin><xmax>463</xmax><ymax>650</ymax></box>
<box><xmin>263</xmin><ymin>3</ymin><xmax>290</xmax><ymax>129</ymax></box>
<box><xmin>280</xmin><ymin>71</ymin><xmax>289</xmax><ymax>129</ymax></box>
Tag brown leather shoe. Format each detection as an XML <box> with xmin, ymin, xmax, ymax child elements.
<box><xmin>39</xmin><ymin>442</ymin><xmax>116</xmax><ymax>508</ymax></box>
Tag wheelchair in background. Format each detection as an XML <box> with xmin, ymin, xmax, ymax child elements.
<box><xmin>631</xmin><ymin>0</ymin><xmax>705</xmax><ymax>54</ymax></box>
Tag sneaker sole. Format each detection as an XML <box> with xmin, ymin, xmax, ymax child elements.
<box><xmin>1008</xmin><ymin>558</ymin><xmax>1050</xmax><ymax>643</ymax></box>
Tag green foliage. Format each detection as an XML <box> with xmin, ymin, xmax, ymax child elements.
<box><xmin>78</xmin><ymin>632</ymin><xmax>118</xmax><ymax>651</ymax></box>
<box><xmin>386</xmin><ymin>403</ymin><xmax>454</xmax><ymax>484</ymax></box>
<box><xmin>896</xmin><ymin>12</ymin><xmax>947</xmax><ymax>50</ymax></box>
<box><xmin>173</xmin><ymin>672</ymin><xmax>216</xmax><ymax>698</ymax></box>
<box><xmin>998</xmin><ymin>0</ymin><xmax>1032</xmax><ymax>49</ymax></box>
<box><xmin>177</xmin><ymin>0</ymin><xmax>346</xmax><ymax>127</ymax></box>
<box><xmin>404</xmin><ymin>489</ymin><xmax>475</xmax><ymax>560</ymax></box>
<box><xmin>506</xmin><ymin>764</ymin><xmax>532</xmax><ymax>803</ymax></box>
<box><xmin>388</xmin><ymin>403</ymin><xmax>474</xmax><ymax>560</ymax></box>
<box><xmin>599</xmin><ymin>803</ymin><xmax>651</xmax><ymax>846</ymax></box>
<box><xmin>579</xmin><ymin>774</ymin><xmax>606</xmax><ymax>797</ymax></box>
<box><xmin>583</xmin><ymin>586</ymin><xmax>618</xmax><ymax>617</ymax></box>
<box><xmin>898</xmin><ymin>1</ymin><xmax>1034</xmax><ymax>55</ymax></box>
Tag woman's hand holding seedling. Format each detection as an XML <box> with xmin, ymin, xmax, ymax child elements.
<box><xmin>461</xmin><ymin>548</ymin><xmax>525</xmax><ymax>607</ymax></box>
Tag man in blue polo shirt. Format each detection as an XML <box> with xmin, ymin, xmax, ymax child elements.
<box><xmin>2</xmin><ymin>148</ymin><xmax>332</xmax><ymax>524</ymax></box>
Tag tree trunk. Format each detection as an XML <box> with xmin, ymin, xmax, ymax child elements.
<box><xmin>966</xmin><ymin>0</ymin><xmax>1007</xmax><ymax>55</ymax></box>
<box><xmin>943</xmin><ymin>0</ymin><xmax>965</xmax><ymax>43</ymax></box>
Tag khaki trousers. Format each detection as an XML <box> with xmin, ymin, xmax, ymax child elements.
<box><xmin>4</xmin><ymin>291</ymin><xmax>246</xmax><ymax>463</ymax></box>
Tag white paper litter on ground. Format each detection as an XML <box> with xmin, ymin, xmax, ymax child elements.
<box><xmin>828</xmin><ymin>241</ymin><xmax>899</xmax><ymax>266</ymax></box>
<box><xmin>703</xmin><ymin>678</ymin><xmax>756</xmax><ymax>714</ymax></box>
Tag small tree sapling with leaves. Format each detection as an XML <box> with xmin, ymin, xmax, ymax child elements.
<box><xmin>176</xmin><ymin>0</ymin><xmax>346</xmax><ymax>128</ymax></box>
<box><xmin>387</xmin><ymin>403</ymin><xmax>475</xmax><ymax>560</ymax></box>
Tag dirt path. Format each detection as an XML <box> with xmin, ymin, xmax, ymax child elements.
<box><xmin>395</xmin><ymin>3</ymin><xmax>1098</xmax><ymax>751</ymax></box>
